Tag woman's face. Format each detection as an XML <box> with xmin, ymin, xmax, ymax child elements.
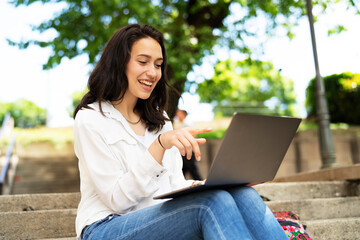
<box><xmin>125</xmin><ymin>37</ymin><xmax>163</xmax><ymax>101</ymax></box>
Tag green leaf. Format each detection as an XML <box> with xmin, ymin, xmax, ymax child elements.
<box><xmin>327</xmin><ymin>25</ymin><xmax>347</xmax><ymax>36</ymax></box>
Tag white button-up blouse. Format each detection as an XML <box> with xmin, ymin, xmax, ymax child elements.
<box><xmin>74</xmin><ymin>101</ymin><xmax>192</xmax><ymax>237</ymax></box>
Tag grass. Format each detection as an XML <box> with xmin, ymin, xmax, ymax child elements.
<box><xmin>197</xmin><ymin>129</ymin><xmax>227</xmax><ymax>139</ymax></box>
<box><xmin>198</xmin><ymin>121</ymin><xmax>359</xmax><ymax>139</ymax></box>
<box><xmin>0</xmin><ymin>127</ymin><xmax>74</xmax><ymax>150</ymax></box>
<box><xmin>298</xmin><ymin>122</ymin><xmax>351</xmax><ymax>131</ymax></box>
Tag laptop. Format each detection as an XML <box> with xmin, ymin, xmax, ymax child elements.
<box><xmin>154</xmin><ymin>113</ymin><xmax>301</xmax><ymax>199</ymax></box>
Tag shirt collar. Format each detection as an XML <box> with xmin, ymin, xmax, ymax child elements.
<box><xmin>89</xmin><ymin>101</ymin><xmax>148</xmax><ymax>143</ymax></box>
<box><xmin>89</xmin><ymin>101</ymin><xmax>125</xmax><ymax>121</ymax></box>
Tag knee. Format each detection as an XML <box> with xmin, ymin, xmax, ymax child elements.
<box><xmin>235</xmin><ymin>187</ymin><xmax>260</xmax><ymax>199</ymax></box>
<box><xmin>201</xmin><ymin>189</ymin><xmax>237</xmax><ymax>210</ymax></box>
<box><xmin>229</xmin><ymin>186</ymin><xmax>267</xmax><ymax>212</ymax></box>
<box><xmin>230</xmin><ymin>186</ymin><xmax>263</xmax><ymax>204</ymax></box>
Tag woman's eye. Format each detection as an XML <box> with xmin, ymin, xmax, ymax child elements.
<box><xmin>139</xmin><ymin>61</ymin><xmax>147</xmax><ymax>64</ymax></box>
<box><xmin>155</xmin><ymin>64</ymin><xmax>162</xmax><ymax>68</ymax></box>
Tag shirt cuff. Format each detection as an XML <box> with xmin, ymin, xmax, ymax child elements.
<box><xmin>143</xmin><ymin>149</ymin><xmax>168</xmax><ymax>179</ymax></box>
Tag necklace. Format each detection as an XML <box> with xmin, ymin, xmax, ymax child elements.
<box><xmin>123</xmin><ymin>115</ymin><xmax>141</xmax><ymax>124</ymax></box>
<box><xmin>111</xmin><ymin>102</ymin><xmax>141</xmax><ymax>124</ymax></box>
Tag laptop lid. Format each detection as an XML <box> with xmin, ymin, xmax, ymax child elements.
<box><xmin>205</xmin><ymin>113</ymin><xmax>301</xmax><ymax>186</ymax></box>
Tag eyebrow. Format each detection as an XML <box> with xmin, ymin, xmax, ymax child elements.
<box><xmin>136</xmin><ymin>54</ymin><xmax>163</xmax><ymax>61</ymax></box>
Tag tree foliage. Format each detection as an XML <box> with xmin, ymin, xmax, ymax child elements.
<box><xmin>197</xmin><ymin>59</ymin><xmax>297</xmax><ymax>116</ymax></box>
<box><xmin>0</xmin><ymin>99</ymin><xmax>46</xmax><ymax>128</ymax></box>
<box><xmin>8</xmin><ymin>0</ymin><xmax>357</xmax><ymax>118</ymax></box>
<box><xmin>68</xmin><ymin>88</ymin><xmax>87</xmax><ymax>118</ymax></box>
<box><xmin>306</xmin><ymin>72</ymin><xmax>360</xmax><ymax>124</ymax></box>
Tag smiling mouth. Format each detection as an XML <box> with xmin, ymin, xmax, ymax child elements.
<box><xmin>139</xmin><ymin>79</ymin><xmax>154</xmax><ymax>87</ymax></box>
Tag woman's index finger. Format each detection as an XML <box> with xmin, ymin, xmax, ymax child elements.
<box><xmin>191</xmin><ymin>127</ymin><xmax>212</xmax><ymax>135</ymax></box>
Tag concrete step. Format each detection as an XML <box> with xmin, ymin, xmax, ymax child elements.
<box><xmin>253</xmin><ymin>181</ymin><xmax>358</xmax><ymax>201</ymax></box>
<box><xmin>0</xmin><ymin>209</ymin><xmax>76</xmax><ymax>239</ymax></box>
<box><xmin>3</xmin><ymin>193</ymin><xmax>359</xmax><ymax>221</ymax></box>
<box><xmin>3</xmin><ymin>181</ymin><xmax>354</xmax><ymax>211</ymax></box>
<box><xmin>15</xmin><ymin>157</ymin><xmax>78</xmax><ymax>178</ymax></box>
<box><xmin>15</xmin><ymin>163</ymin><xmax>79</xmax><ymax>179</ymax></box>
<box><xmin>304</xmin><ymin>217</ymin><xmax>360</xmax><ymax>240</ymax></box>
<box><xmin>38</xmin><ymin>238</ymin><xmax>76</xmax><ymax>240</ymax></box>
<box><xmin>0</xmin><ymin>193</ymin><xmax>80</xmax><ymax>212</ymax></box>
<box><xmin>266</xmin><ymin>196</ymin><xmax>360</xmax><ymax>220</ymax></box>
<box><xmin>12</xmin><ymin>178</ymin><xmax>80</xmax><ymax>194</ymax></box>
<box><xmin>1</xmin><ymin>206</ymin><xmax>359</xmax><ymax>240</ymax></box>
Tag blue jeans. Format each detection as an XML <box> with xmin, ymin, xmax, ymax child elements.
<box><xmin>81</xmin><ymin>187</ymin><xmax>288</xmax><ymax>240</ymax></box>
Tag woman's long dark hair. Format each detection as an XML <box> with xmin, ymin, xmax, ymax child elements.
<box><xmin>74</xmin><ymin>24</ymin><xmax>170</xmax><ymax>132</ymax></box>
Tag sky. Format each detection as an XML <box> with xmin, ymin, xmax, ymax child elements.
<box><xmin>0</xmin><ymin>1</ymin><xmax>359</xmax><ymax>127</ymax></box>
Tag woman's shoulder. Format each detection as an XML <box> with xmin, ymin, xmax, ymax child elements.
<box><xmin>76</xmin><ymin>101</ymin><xmax>113</xmax><ymax>118</ymax></box>
<box><xmin>75</xmin><ymin>105</ymin><xmax>99</xmax><ymax>120</ymax></box>
<box><xmin>74</xmin><ymin>103</ymin><xmax>108</xmax><ymax>128</ymax></box>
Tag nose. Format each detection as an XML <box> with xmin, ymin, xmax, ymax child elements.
<box><xmin>146</xmin><ymin>65</ymin><xmax>156</xmax><ymax>79</ymax></box>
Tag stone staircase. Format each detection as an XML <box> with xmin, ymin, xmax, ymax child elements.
<box><xmin>12</xmin><ymin>157</ymin><xmax>80</xmax><ymax>194</ymax></box>
<box><xmin>0</xmin><ymin>192</ymin><xmax>79</xmax><ymax>239</ymax></box>
<box><xmin>254</xmin><ymin>181</ymin><xmax>360</xmax><ymax>240</ymax></box>
<box><xmin>0</xmin><ymin>180</ymin><xmax>359</xmax><ymax>239</ymax></box>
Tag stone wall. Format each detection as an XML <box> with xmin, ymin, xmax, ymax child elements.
<box><xmin>15</xmin><ymin>142</ymin><xmax>75</xmax><ymax>159</ymax></box>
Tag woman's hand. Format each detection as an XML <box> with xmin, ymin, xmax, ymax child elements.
<box><xmin>158</xmin><ymin>127</ymin><xmax>212</xmax><ymax>161</ymax></box>
<box><xmin>192</xmin><ymin>179</ymin><xmax>206</xmax><ymax>187</ymax></box>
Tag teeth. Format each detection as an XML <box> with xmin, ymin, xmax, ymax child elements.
<box><xmin>139</xmin><ymin>80</ymin><xmax>153</xmax><ymax>86</ymax></box>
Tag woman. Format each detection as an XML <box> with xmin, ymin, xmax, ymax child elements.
<box><xmin>74</xmin><ymin>24</ymin><xmax>288</xmax><ymax>240</ymax></box>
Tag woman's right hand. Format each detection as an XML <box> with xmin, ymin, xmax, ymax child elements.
<box><xmin>158</xmin><ymin>127</ymin><xmax>212</xmax><ymax>161</ymax></box>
